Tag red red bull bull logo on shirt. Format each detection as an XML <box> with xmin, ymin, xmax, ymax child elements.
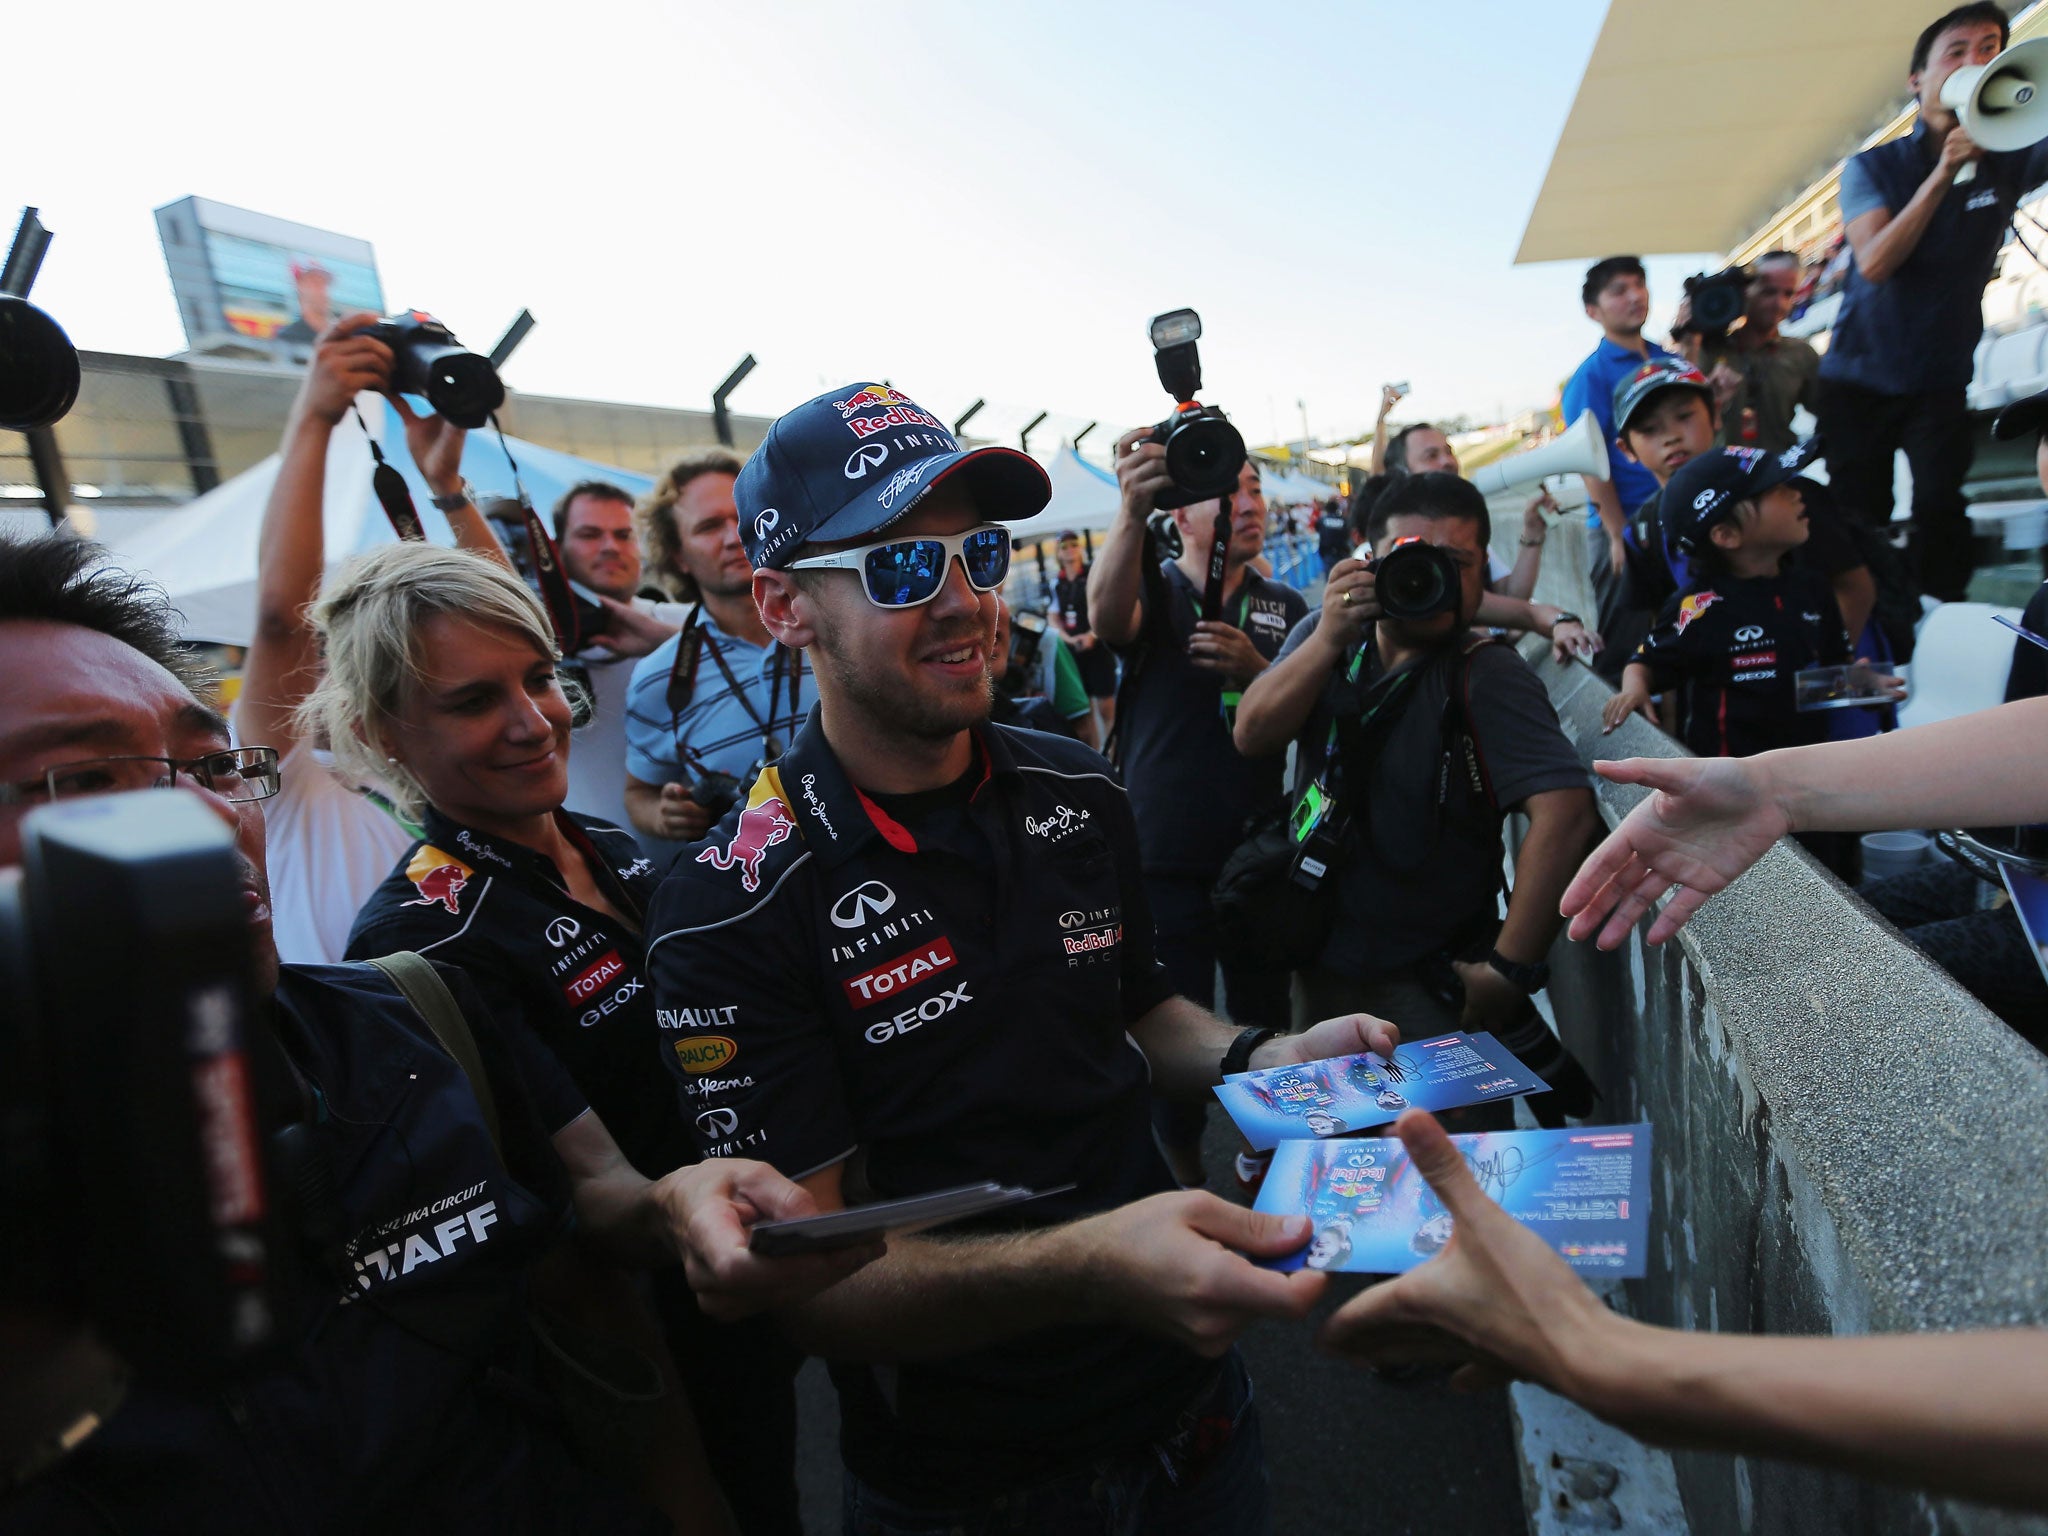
<box><xmin>1673</xmin><ymin>591</ymin><xmax>1722</xmax><ymax>635</ymax></box>
<box><xmin>695</xmin><ymin>768</ymin><xmax>801</xmax><ymax>892</ymax></box>
<box><xmin>403</xmin><ymin>846</ymin><xmax>473</xmax><ymax>915</ymax></box>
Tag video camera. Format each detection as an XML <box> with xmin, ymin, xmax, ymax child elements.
<box><xmin>1370</xmin><ymin>535</ymin><xmax>1463</xmax><ymax>622</ymax></box>
<box><xmin>1143</xmin><ymin>309</ymin><xmax>1248</xmax><ymax>510</ymax></box>
<box><xmin>0</xmin><ymin>208</ymin><xmax>81</xmax><ymax>432</ymax></box>
<box><xmin>998</xmin><ymin>606</ymin><xmax>1048</xmax><ymax>702</ymax></box>
<box><xmin>1674</xmin><ymin>267</ymin><xmax>1751</xmax><ymax>348</ymax></box>
<box><xmin>0</xmin><ymin>793</ymin><xmax>278</xmax><ymax>1386</ymax></box>
<box><xmin>363</xmin><ymin>311</ymin><xmax>505</xmax><ymax>430</ymax></box>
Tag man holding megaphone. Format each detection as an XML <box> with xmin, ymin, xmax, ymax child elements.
<box><xmin>1817</xmin><ymin>2</ymin><xmax>2048</xmax><ymax>604</ymax></box>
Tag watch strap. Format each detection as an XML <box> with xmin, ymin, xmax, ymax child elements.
<box><xmin>429</xmin><ymin>483</ymin><xmax>474</xmax><ymax>512</ymax></box>
<box><xmin>1221</xmin><ymin>1025</ymin><xmax>1280</xmax><ymax>1079</ymax></box>
<box><xmin>1486</xmin><ymin>947</ymin><xmax>1550</xmax><ymax>994</ymax></box>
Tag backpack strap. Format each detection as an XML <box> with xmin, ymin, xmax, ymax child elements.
<box><xmin>368</xmin><ymin>951</ymin><xmax>502</xmax><ymax>1158</ymax></box>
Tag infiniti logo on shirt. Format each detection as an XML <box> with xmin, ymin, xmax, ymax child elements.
<box><xmin>545</xmin><ymin>916</ymin><xmax>582</xmax><ymax>948</ymax></box>
<box><xmin>831</xmin><ymin>880</ymin><xmax>897</xmax><ymax>928</ymax></box>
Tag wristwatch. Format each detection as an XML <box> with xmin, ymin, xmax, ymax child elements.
<box><xmin>1221</xmin><ymin>1025</ymin><xmax>1280</xmax><ymax>1079</ymax></box>
<box><xmin>1551</xmin><ymin>611</ymin><xmax>1583</xmax><ymax>627</ymax></box>
<box><xmin>1487</xmin><ymin>948</ymin><xmax>1551</xmax><ymax>994</ymax></box>
<box><xmin>429</xmin><ymin>482</ymin><xmax>475</xmax><ymax>512</ymax></box>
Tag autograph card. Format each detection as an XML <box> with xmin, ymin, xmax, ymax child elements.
<box><xmin>1252</xmin><ymin>1124</ymin><xmax>1652</xmax><ymax>1277</ymax></box>
<box><xmin>1213</xmin><ymin>1035</ymin><xmax>1548</xmax><ymax>1151</ymax></box>
<box><xmin>1794</xmin><ymin>662</ymin><xmax>1897</xmax><ymax>711</ymax></box>
<box><xmin>2002</xmin><ymin>864</ymin><xmax>2048</xmax><ymax>990</ymax></box>
<box><xmin>1994</xmin><ymin>613</ymin><xmax>2048</xmax><ymax>653</ymax></box>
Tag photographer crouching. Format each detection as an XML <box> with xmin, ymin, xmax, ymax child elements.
<box><xmin>1233</xmin><ymin>473</ymin><xmax>1601</xmax><ymax>1126</ymax></box>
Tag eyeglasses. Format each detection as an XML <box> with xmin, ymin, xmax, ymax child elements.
<box><xmin>0</xmin><ymin>747</ymin><xmax>284</xmax><ymax>807</ymax></box>
<box><xmin>787</xmin><ymin>525</ymin><xmax>1012</xmax><ymax>610</ymax></box>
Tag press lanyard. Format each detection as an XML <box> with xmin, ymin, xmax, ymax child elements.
<box><xmin>666</xmin><ymin>606</ymin><xmax>799</xmax><ymax>765</ymax></box>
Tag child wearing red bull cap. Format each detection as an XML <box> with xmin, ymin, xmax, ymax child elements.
<box><xmin>1601</xmin><ymin>446</ymin><xmax>1885</xmax><ymax>771</ymax></box>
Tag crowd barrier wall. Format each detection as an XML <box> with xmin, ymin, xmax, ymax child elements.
<box><xmin>1516</xmin><ymin>644</ymin><xmax>2048</xmax><ymax>1536</ymax></box>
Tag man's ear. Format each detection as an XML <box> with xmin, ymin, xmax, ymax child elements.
<box><xmin>1584</xmin><ymin>302</ymin><xmax>1601</xmax><ymax>324</ymax></box>
<box><xmin>754</xmin><ymin>569</ymin><xmax>818</xmax><ymax>650</ymax></box>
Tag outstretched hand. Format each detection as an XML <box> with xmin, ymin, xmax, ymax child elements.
<box><xmin>393</xmin><ymin>395</ymin><xmax>467</xmax><ymax>498</ymax></box>
<box><xmin>657</xmin><ymin>1159</ymin><xmax>883</xmax><ymax>1322</ymax></box>
<box><xmin>1317</xmin><ymin>1110</ymin><xmax>1612</xmax><ymax>1393</ymax></box>
<box><xmin>1559</xmin><ymin>755</ymin><xmax>1791</xmax><ymax>950</ymax></box>
<box><xmin>1271</xmin><ymin>1011</ymin><xmax>1401</xmax><ymax>1070</ymax></box>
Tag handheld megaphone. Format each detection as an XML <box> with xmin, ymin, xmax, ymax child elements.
<box><xmin>1939</xmin><ymin>37</ymin><xmax>2048</xmax><ymax>185</ymax></box>
<box><xmin>1467</xmin><ymin>408</ymin><xmax>1611</xmax><ymax>496</ymax></box>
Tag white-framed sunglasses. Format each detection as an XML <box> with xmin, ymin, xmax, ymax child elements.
<box><xmin>787</xmin><ymin>524</ymin><xmax>1012</xmax><ymax>609</ymax></box>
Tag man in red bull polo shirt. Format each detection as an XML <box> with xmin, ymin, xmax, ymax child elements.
<box><xmin>646</xmin><ymin>383</ymin><xmax>1403</xmax><ymax>1534</ymax></box>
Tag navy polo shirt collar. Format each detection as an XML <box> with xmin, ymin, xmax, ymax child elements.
<box><xmin>417</xmin><ymin>804</ymin><xmax>645</xmax><ymax>920</ymax></box>
<box><xmin>772</xmin><ymin>705</ymin><xmax>1012</xmax><ymax>870</ymax></box>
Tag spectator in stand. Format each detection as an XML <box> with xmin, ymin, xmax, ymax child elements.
<box><xmin>325</xmin><ymin>542</ymin><xmax>808</xmax><ymax>1533</ymax></box>
<box><xmin>550</xmin><ymin>481</ymin><xmax>690</xmax><ymax>853</ymax></box>
<box><xmin>1090</xmin><ymin>445</ymin><xmax>1307</xmax><ymax>1185</ymax></box>
<box><xmin>235</xmin><ymin>312</ymin><xmax>512</xmax><ymax>963</ymax></box>
<box><xmin>1563</xmin><ymin>256</ymin><xmax>1678</xmax><ymax>671</ymax></box>
<box><xmin>622</xmin><ymin>451</ymin><xmax>811</xmax><ymax>858</ymax></box>
<box><xmin>1817</xmin><ymin>2</ymin><xmax>2048</xmax><ymax>601</ymax></box>
<box><xmin>1603</xmin><ymin>447</ymin><xmax>1901</xmax><ymax>879</ymax></box>
<box><xmin>1050</xmin><ymin>529</ymin><xmax>1117</xmax><ymax>732</ymax></box>
<box><xmin>1611</xmin><ymin>359</ymin><xmax>1884</xmax><ymax>667</ymax></box>
<box><xmin>1234</xmin><ymin>472</ymin><xmax>1600</xmax><ymax>1123</ymax></box>
<box><xmin>1697</xmin><ymin>253</ymin><xmax>1822</xmax><ymax>454</ymax></box>
<box><xmin>0</xmin><ymin>532</ymin><xmax>874</xmax><ymax>1534</ymax></box>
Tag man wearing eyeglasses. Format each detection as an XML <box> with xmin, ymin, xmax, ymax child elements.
<box><xmin>644</xmin><ymin>384</ymin><xmax>1404</xmax><ymax>1535</ymax></box>
<box><xmin>0</xmin><ymin>533</ymin><xmax>879</xmax><ymax>1532</ymax></box>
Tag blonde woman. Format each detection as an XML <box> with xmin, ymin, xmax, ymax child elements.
<box><xmin>309</xmin><ymin>542</ymin><xmax>806</xmax><ymax>1535</ymax></box>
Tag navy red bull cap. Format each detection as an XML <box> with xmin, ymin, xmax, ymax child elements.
<box><xmin>736</xmin><ymin>383</ymin><xmax>1052</xmax><ymax>569</ymax></box>
<box><xmin>1612</xmin><ymin>358</ymin><xmax>1713</xmax><ymax>435</ymax></box>
<box><xmin>1664</xmin><ymin>440</ymin><xmax>1818</xmax><ymax>549</ymax></box>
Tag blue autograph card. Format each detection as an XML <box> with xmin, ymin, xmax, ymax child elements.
<box><xmin>1213</xmin><ymin>1034</ymin><xmax>1549</xmax><ymax>1151</ymax></box>
<box><xmin>1252</xmin><ymin>1124</ymin><xmax>1653</xmax><ymax>1277</ymax></box>
<box><xmin>2002</xmin><ymin>863</ymin><xmax>2048</xmax><ymax>989</ymax></box>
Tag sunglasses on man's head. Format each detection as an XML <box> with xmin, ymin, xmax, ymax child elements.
<box><xmin>787</xmin><ymin>525</ymin><xmax>1012</xmax><ymax>610</ymax></box>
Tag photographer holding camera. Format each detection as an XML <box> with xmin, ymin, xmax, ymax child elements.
<box><xmin>1817</xmin><ymin>2</ymin><xmax>2048</xmax><ymax>601</ymax></box>
<box><xmin>1686</xmin><ymin>253</ymin><xmax>1822</xmax><ymax>455</ymax></box>
<box><xmin>0</xmin><ymin>533</ymin><xmax>871</xmax><ymax>1533</ymax></box>
<box><xmin>326</xmin><ymin>543</ymin><xmax>807</xmax><ymax>1533</ymax></box>
<box><xmin>1233</xmin><ymin>473</ymin><xmax>1601</xmax><ymax>1119</ymax></box>
<box><xmin>234</xmin><ymin>312</ymin><xmax>520</xmax><ymax>964</ymax></box>
<box><xmin>622</xmin><ymin>451</ymin><xmax>810</xmax><ymax>854</ymax></box>
<box><xmin>540</xmin><ymin>482</ymin><xmax>690</xmax><ymax>855</ymax></box>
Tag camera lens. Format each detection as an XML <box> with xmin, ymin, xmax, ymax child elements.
<box><xmin>1375</xmin><ymin>542</ymin><xmax>1456</xmax><ymax>621</ymax></box>
<box><xmin>424</xmin><ymin>353</ymin><xmax>506</xmax><ymax>431</ymax></box>
<box><xmin>1163</xmin><ymin>413</ymin><xmax>1248</xmax><ymax>502</ymax></box>
<box><xmin>0</xmin><ymin>296</ymin><xmax>81</xmax><ymax>431</ymax></box>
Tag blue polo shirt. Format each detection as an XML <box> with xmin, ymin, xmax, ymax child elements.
<box><xmin>623</xmin><ymin>611</ymin><xmax>811</xmax><ymax>788</ymax></box>
<box><xmin>1562</xmin><ymin>335</ymin><xmax>1675</xmax><ymax>520</ymax></box>
<box><xmin>1823</xmin><ymin>120</ymin><xmax>2048</xmax><ymax>396</ymax></box>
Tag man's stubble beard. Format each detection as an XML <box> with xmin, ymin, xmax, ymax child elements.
<box><xmin>808</xmin><ymin>605</ymin><xmax>994</xmax><ymax>743</ymax></box>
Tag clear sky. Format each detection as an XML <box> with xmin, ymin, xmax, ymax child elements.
<box><xmin>9</xmin><ymin>0</ymin><xmax>1728</xmax><ymax>454</ymax></box>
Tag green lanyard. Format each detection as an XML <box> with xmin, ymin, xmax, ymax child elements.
<box><xmin>1217</xmin><ymin>589</ymin><xmax>1254</xmax><ymax>720</ymax></box>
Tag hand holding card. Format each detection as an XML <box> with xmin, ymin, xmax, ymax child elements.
<box><xmin>1213</xmin><ymin>1033</ymin><xmax>1549</xmax><ymax>1151</ymax></box>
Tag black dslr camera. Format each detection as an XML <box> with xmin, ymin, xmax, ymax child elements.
<box><xmin>481</xmin><ymin>498</ymin><xmax>608</xmax><ymax>659</ymax></box>
<box><xmin>363</xmin><ymin>311</ymin><xmax>506</xmax><ymax>429</ymax></box>
<box><xmin>1675</xmin><ymin>267</ymin><xmax>1751</xmax><ymax>347</ymax></box>
<box><xmin>998</xmin><ymin>606</ymin><xmax>1048</xmax><ymax>701</ymax></box>
<box><xmin>1371</xmin><ymin>534</ymin><xmax>1463</xmax><ymax>622</ymax></box>
<box><xmin>1</xmin><ymin>793</ymin><xmax>279</xmax><ymax>1386</ymax></box>
<box><xmin>1143</xmin><ymin>308</ymin><xmax>1248</xmax><ymax>510</ymax></box>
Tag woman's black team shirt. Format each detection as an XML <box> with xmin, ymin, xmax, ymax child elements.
<box><xmin>347</xmin><ymin>807</ymin><xmax>680</xmax><ymax>1173</ymax></box>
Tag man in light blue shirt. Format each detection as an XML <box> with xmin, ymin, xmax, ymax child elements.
<box><xmin>622</xmin><ymin>451</ymin><xmax>810</xmax><ymax>856</ymax></box>
<box><xmin>1561</xmin><ymin>255</ymin><xmax>1676</xmax><ymax>674</ymax></box>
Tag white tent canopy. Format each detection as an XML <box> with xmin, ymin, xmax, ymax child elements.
<box><xmin>112</xmin><ymin>397</ymin><xmax>654</xmax><ymax>644</ymax></box>
<box><xmin>1006</xmin><ymin>443</ymin><xmax>1123</xmax><ymax>543</ymax></box>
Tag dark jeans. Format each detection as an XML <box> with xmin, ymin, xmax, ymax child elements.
<box><xmin>1816</xmin><ymin>379</ymin><xmax>1975</xmax><ymax>602</ymax></box>
<box><xmin>651</xmin><ymin>1266</ymin><xmax>804</xmax><ymax>1536</ymax></box>
<box><xmin>1146</xmin><ymin>873</ymin><xmax>1291</xmax><ymax>1152</ymax></box>
<box><xmin>1863</xmin><ymin>859</ymin><xmax>2048</xmax><ymax>1042</ymax></box>
<box><xmin>842</xmin><ymin>1354</ymin><xmax>1267</xmax><ymax>1536</ymax></box>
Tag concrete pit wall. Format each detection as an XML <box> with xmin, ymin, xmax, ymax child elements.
<box><xmin>1519</xmin><ymin>643</ymin><xmax>2048</xmax><ymax>1536</ymax></box>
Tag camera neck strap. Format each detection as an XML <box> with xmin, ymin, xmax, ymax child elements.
<box><xmin>1201</xmin><ymin>499</ymin><xmax>1232</xmax><ymax>619</ymax></box>
<box><xmin>353</xmin><ymin>401</ymin><xmax>426</xmax><ymax>542</ymax></box>
<box><xmin>664</xmin><ymin>604</ymin><xmax>799</xmax><ymax>765</ymax></box>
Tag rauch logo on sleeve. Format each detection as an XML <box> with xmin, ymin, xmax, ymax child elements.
<box><xmin>673</xmin><ymin>1036</ymin><xmax>739</xmax><ymax>1073</ymax></box>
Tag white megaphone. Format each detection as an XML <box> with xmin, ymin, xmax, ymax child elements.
<box><xmin>1468</xmin><ymin>408</ymin><xmax>1611</xmax><ymax>496</ymax></box>
<box><xmin>1940</xmin><ymin>36</ymin><xmax>2048</xmax><ymax>185</ymax></box>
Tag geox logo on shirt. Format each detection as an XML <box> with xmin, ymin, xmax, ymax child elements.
<box><xmin>863</xmin><ymin>983</ymin><xmax>973</xmax><ymax>1045</ymax></box>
